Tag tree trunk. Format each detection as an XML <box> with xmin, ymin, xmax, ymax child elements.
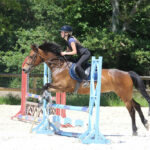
<box><xmin>122</xmin><ymin>0</ymin><xmax>144</xmax><ymax>31</ymax></box>
<box><xmin>111</xmin><ymin>0</ymin><xmax>120</xmax><ymax>32</ymax></box>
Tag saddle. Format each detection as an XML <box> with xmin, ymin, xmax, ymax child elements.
<box><xmin>69</xmin><ymin>63</ymin><xmax>97</xmax><ymax>82</ymax></box>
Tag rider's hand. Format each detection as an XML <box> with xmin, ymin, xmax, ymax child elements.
<box><xmin>61</xmin><ymin>51</ymin><xmax>66</xmax><ymax>56</ymax></box>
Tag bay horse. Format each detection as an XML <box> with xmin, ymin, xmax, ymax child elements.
<box><xmin>22</xmin><ymin>42</ymin><xmax>150</xmax><ymax>136</ymax></box>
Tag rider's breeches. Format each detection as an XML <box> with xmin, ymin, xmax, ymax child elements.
<box><xmin>75</xmin><ymin>50</ymin><xmax>91</xmax><ymax>80</ymax></box>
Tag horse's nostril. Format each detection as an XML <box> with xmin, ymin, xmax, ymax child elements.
<box><xmin>22</xmin><ymin>68</ymin><xmax>26</xmax><ymax>72</ymax></box>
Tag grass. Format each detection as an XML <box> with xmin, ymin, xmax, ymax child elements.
<box><xmin>66</xmin><ymin>92</ymin><xmax>149</xmax><ymax>107</ymax></box>
<box><xmin>66</xmin><ymin>94</ymin><xmax>89</xmax><ymax>106</ymax></box>
<box><xmin>0</xmin><ymin>92</ymin><xmax>149</xmax><ymax>107</ymax></box>
<box><xmin>0</xmin><ymin>94</ymin><xmax>21</xmax><ymax>105</ymax></box>
<box><xmin>133</xmin><ymin>92</ymin><xmax>149</xmax><ymax>107</ymax></box>
<box><xmin>66</xmin><ymin>93</ymin><xmax>125</xmax><ymax>106</ymax></box>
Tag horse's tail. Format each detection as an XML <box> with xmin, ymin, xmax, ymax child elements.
<box><xmin>129</xmin><ymin>71</ymin><xmax>150</xmax><ymax>115</ymax></box>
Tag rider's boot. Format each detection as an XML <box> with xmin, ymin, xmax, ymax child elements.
<box><xmin>82</xmin><ymin>75</ymin><xmax>90</xmax><ymax>87</ymax></box>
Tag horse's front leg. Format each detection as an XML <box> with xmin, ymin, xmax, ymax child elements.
<box><xmin>43</xmin><ymin>82</ymin><xmax>66</xmax><ymax>93</ymax></box>
<box><xmin>43</xmin><ymin>83</ymin><xmax>52</xmax><ymax>90</ymax></box>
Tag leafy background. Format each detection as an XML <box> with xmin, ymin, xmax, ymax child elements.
<box><xmin>0</xmin><ymin>0</ymin><xmax>150</xmax><ymax>76</ymax></box>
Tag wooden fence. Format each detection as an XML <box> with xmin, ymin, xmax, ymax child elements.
<box><xmin>0</xmin><ymin>73</ymin><xmax>150</xmax><ymax>93</ymax></box>
<box><xmin>134</xmin><ymin>76</ymin><xmax>150</xmax><ymax>93</ymax></box>
<box><xmin>0</xmin><ymin>73</ymin><xmax>43</xmax><ymax>93</ymax></box>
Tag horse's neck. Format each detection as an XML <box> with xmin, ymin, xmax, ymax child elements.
<box><xmin>47</xmin><ymin>60</ymin><xmax>72</xmax><ymax>73</ymax></box>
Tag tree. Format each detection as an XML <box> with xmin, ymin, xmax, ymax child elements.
<box><xmin>0</xmin><ymin>0</ymin><xmax>150</xmax><ymax>75</ymax></box>
<box><xmin>111</xmin><ymin>0</ymin><xmax>120</xmax><ymax>32</ymax></box>
<box><xmin>0</xmin><ymin>0</ymin><xmax>21</xmax><ymax>36</ymax></box>
<box><xmin>1</xmin><ymin>0</ymin><xmax>64</xmax><ymax>73</ymax></box>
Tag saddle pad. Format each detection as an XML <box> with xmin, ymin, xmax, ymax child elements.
<box><xmin>69</xmin><ymin>63</ymin><xmax>97</xmax><ymax>82</ymax></box>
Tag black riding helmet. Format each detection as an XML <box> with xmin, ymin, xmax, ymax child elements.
<box><xmin>60</xmin><ymin>25</ymin><xmax>73</xmax><ymax>32</ymax></box>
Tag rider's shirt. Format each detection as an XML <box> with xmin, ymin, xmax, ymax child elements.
<box><xmin>66</xmin><ymin>36</ymin><xmax>88</xmax><ymax>56</ymax></box>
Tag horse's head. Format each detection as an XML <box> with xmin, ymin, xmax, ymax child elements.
<box><xmin>22</xmin><ymin>42</ymin><xmax>62</xmax><ymax>73</ymax></box>
<box><xmin>22</xmin><ymin>44</ymin><xmax>44</xmax><ymax>73</ymax></box>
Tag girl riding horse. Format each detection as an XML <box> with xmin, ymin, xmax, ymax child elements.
<box><xmin>60</xmin><ymin>25</ymin><xmax>91</xmax><ymax>82</ymax></box>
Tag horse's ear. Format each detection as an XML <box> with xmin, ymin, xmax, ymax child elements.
<box><xmin>31</xmin><ymin>44</ymin><xmax>38</xmax><ymax>51</ymax></box>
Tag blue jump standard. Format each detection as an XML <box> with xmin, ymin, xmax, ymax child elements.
<box><xmin>32</xmin><ymin>56</ymin><xmax>110</xmax><ymax>144</ymax></box>
<box><xmin>32</xmin><ymin>99</ymin><xmax>83</xmax><ymax>136</ymax></box>
<box><xmin>78</xmin><ymin>57</ymin><xmax>110</xmax><ymax>144</ymax></box>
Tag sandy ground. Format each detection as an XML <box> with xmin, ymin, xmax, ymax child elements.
<box><xmin>0</xmin><ymin>105</ymin><xmax>150</xmax><ymax>150</ymax></box>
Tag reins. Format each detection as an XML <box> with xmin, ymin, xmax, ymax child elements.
<box><xmin>62</xmin><ymin>55</ymin><xmax>70</xmax><ymax>69</ymax></box>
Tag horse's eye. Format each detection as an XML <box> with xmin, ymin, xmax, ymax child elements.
<box><xmin>29</xmin><ymin>56</ymin><xmax>33</xmax><ymax>59</ymax></box>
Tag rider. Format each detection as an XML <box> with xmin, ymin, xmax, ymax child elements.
<box><xmin>60</xmin><ymin>25</ymin><xmax>91</xmax><ymax>81</ymax></box>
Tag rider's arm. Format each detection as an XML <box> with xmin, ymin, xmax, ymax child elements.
<box><xmin>66</xmin><ymin>46</ymin><xmax>71</xmax><ymax>52</ymax></box>
<box><xmin>61</xmin><ymin>42</ymin><xmax>77</xmax><ymax>56</ymax></box>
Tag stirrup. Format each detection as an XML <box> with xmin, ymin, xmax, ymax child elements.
<box><xmin>82</xmin><ymin>80</ymin><xmax>90</xmax><ymax>87</ymax></box>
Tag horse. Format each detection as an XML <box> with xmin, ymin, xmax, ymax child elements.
<box><xmin>22</xmin><ymin>41</ymin><xmax>150</xmax><ymax>136</ymax></box>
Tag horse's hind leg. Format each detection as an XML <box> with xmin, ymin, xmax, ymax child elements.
<box><xmin>115</xmin><ymin>89</ymin><xmax>138</xmax><ymax>135</ymax></box>
<box><xmin>132</xmin><ymin>99</ymin><xmax>149</xmax><ymax>131</ymax></box>
<box><xmin>125</xmin><ymin>101</ymin><xmax>138</xmax><ymax>136</ymax></box>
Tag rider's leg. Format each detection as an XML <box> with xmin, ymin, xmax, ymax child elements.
<box><xmin>75</xmin><ymin>51</ymin><xmax>91</xmax><ymax>80</ymax></box>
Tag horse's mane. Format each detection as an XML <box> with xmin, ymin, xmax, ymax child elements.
<box><xmin>39</xmin><ymin>41</ymin><xmax>62</xmax><ymax>56</ymax></box>
<box><xmin>38</xmin><ymin>41</ymin><xmax>77</xmax><ymax>63</ymax></box>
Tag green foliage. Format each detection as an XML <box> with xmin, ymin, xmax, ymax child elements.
<box><xmin>2</xmin><ymin>26</ymin><xmax>52</xmax><ymax>73</ymax></box>
<box><xmin>62</xmin><ymin>0</ymin><xmax>112</xmax><ymax>36</ymax></box>
<box><xmin>82</xmin><ymin>28</ymin><xmax>135</xmax><ymax>70</ymax></box>
<box><xmin>0</xmin><ymin>0</ymin><xmax>21</xmax><ymax>36</ymax></box>
<box><xmin>132</xmin><ymin>50</ymin><xmax>150</xmax><ymax>73</ymax></box>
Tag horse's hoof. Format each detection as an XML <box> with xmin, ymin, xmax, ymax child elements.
<box><xmin>144</xmin><ymin>123</ymin><xmax>149</xmax><ymax>131</ymax></box>
<box><xmin>132</xmin><ymin>132</ymin><xmax>138</xmax><ymax>136</ymax></box>
<box><xmin>43</xmin><ymin>83</ymin><xmax>51</xmax><ymax>90</ymax></box>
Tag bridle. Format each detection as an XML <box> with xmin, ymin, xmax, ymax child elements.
<box><xmin>25</xmin><ymin>49</ymin><xmax>39</xmax><ymax>68</ymax></box>
<box><xmin>26</xmin><ymin>47</ymin><xmax>69</xmax><ymax>69</ymax></box>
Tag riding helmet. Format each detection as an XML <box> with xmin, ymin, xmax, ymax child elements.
<box><xmin>60</xmin><ymin>25</ymin><xmax>73</xmax><ymax>32</ymax></box>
